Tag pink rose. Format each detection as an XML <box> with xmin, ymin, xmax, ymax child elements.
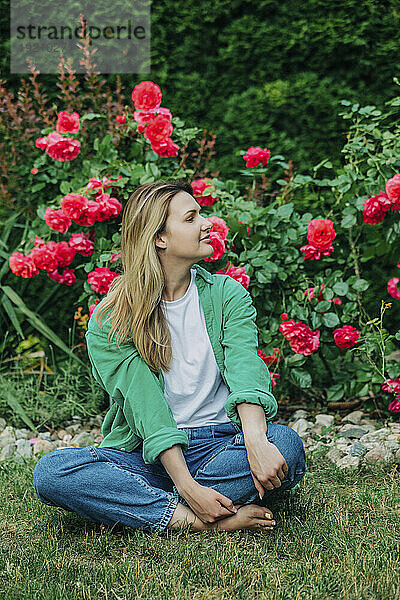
<box><xmin>144</xmin><ymin>114</ymin><xmax>173</xmax><ymax>144</ymax></box>
<box><xmin>388</xmin><ymin>278</ymin><xmax>400</xmax><ymax>300</ymax></box>
<box><xmin>30</xmin><ymin>244</ymin><xmax>58</xmax><ymax>272</ymax></box>
<box><xmin>386</xmin><ymin>174</ymin><xmax>400</xmax><ymax>211</ymax></box>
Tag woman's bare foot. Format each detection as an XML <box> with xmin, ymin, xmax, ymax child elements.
<box><xmin>213</xmin><ymin>503</ymin><xmax>276</xmax><ymax>532</ymax></box>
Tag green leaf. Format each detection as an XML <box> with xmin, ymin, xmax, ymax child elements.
<box><xmin>3</xmin><ymin>388</ymin><xmax>36</xmax><ymax>431</ymax></box>
<box><xmin>286</xmin><ymin>353</ymin><xmax>306</xmax><ymax>367</ymax></box>
<box><xmin>1</xmin><ymin>293</ymin><xmax>24</xmax><ymax>338</ymax></box>
<box><xmin>341</xmin><ymin>214</ymin><xmax>356</xmax><ymax>228</ymax></box>
<box><xmin>326</xmin><ymin>384</ymin><xmax>345</xmax><ymax>402</ymax></box>
<box><xmin>276</xmin><ymin>203</ymin><xmax>294</xmax><ymax>219</ymax></box>
<box><xmin>315</xmin><ymin>301</ymin><xmax>331</xmax><ymax>313</ymax></box>
<box><xmin>353</xmin><ymin>279</ymin><xmax>369</xmax><ymax>292</ymax></box>
<box><xmin>322</xmin><ymin>313</ymin><xmax>340</xmax><ymax>328</ymax></box>
<box><xmin>395</xmin><ymin>331</ymin><xmax>400</xmax><ymax>341</ymax></box>
<box><xmin>332</xmin><ymin>281</ymin><xmax>349</xmax><ymax>296</ymax></box>
<box><xmin>60</xmin><ymin>181</ymin><xmax>71</xmax><ymax>195</ymax></box>
<box><xmin>81</xmin><ymin>113</ymin><xmax>104</xmax><ymax>121</ymax></box>
<box><xmin>290</xmin><ymin>368</ymin><xmax>312</xmax><ymax>388</ymax></box>
<box><xmin>1</xmin><ymin>285</ymin><xmax>85</xmax><ymax>367</ymax></box>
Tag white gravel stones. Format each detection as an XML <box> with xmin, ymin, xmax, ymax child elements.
<box><xmin>288</xmin><ymin>410</ymin><xmax>400</xmax><ymax>469</ymax></box>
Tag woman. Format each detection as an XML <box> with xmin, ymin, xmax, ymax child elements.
<box><xmin>33</xmin><ymin>179</ymin><xmax>306</xmax><ymax>534</ymax></box>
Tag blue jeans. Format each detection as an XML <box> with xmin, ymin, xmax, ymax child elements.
<box><xmin>33</xmin><ymin>422</ymin><xmax>306</xmax><ymax>534</ymax></box>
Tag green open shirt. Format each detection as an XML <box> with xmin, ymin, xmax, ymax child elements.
<box><xmin>85</xmin><ymin>263</ymin><xmax>278</xmax><ymax>465</ymax></box>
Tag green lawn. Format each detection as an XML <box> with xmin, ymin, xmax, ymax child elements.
<box><xmin>0</xmin><ymin>448</ymin><xmax>399</xmax><ymax>600</ymax></box>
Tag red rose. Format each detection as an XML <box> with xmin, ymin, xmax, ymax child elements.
<box><xmin>49</xmin><ymin>241</ymin><xmax>75</xmax><ymax>267</ymax></box>
<box><xmin>56</xmin><ymin>111</ymin><xmax>80</xmax><ymax>134</ymax></box>
<box><xmin>88</xmin><ymin>267</ymin><xmax>119</xmax><ymax>294</ymax></box>
<box><xmin>386</xmin><ymin>174</ymin><xmax>400</xmax><ymax>211</ymax></box>
<box><xmin>388</xmin><ymin>277</ymin><xmax>400</xmax><ymax>300</ymax></box>
<box><xmin>116</xmin><ymin>115</ymin><xmax>126</xmax><ymax>124</ymax></box>
<box><xmin>307</xmin><ymin>219</ymin><xmax>336</xmax><ymax>250</ymax></box>
<box><xmin>243</xmin><ymin>146</ymin><xmax>271</xmax><ymax>168</ymax></box>
<box><xmin>150</xmin><ymin>138</ymin><xmax>179</xmax><ymax>157</ymax></box>
<box><xmin>280</xmin><ymin>320</ymin><xmax>320</xmax><ymax>356</ymax></box>
<box><xmin>9</xmin><ymin>252</ymin><xmax>39</xmax><ymax>278</ymax></box>
<box><xmin>44</xmin><ymin>208</ymin><xmax>71</xmax><ymax>233</ymax></box>
<box><xmin>388</xmin><ymin>398</ymin><xmax>400</xmax><ymax>413</ymax></box>
<box><xmin>132</xmin><ymin>81</ymin><xmax>162</xmax><ymax>110</ymax></box>
<box><xmin>144</xmin><ymin>114</ymin><xmax>173</xmax><ymax>145</ymax></box>
<box><xmin>95</xmin><ymin>193</ymin><xmax>123</xmax><ymax>221</ymax></box>
<box><xmin>381</xmin><ymin>378</ymin><xmax>400</xmax><ymax>394</ymax></box>
<box><xmin>68</xmin><ymin>233</ymin><xmax>94</xmax><ymax>257</ymax></box>
<box><xmin>300</xmin><ymin>244</ymin><xmax>334</xmax><ymax>260</ymax></box>
<box><xmin>363</xmin><ymin>192</ymin><xmax>392</xmax><ymax>224</ymax></box>
<box><xmin>202</xmin><ymin>232</ymin><xmax>226</xmax><ymax>263</ymax></box>
<box><xmin>60</xmin><ymin>193</ymin><xmax>88</xmax><ymax>219</ymax></box>
<box><xmin>89</xmin><ymin>298</ymin><xmax>101</xmax><ymax>316</ymax></box>
<box><xmin>73</xmin><ymin>200</ymin><xmax>100</xmax><ymax>226</ymax></box>
<box><xmin>31</xmin><ymin>244</ymin><xmax>58</xmax><ymax>272</ymax></box>
<box><xmin>48</xmin><ymin>267</ymin><xmax>76</xmax><ymax>285</ymax></box>
<box><xmin>216</xmin><ymin>264</ymin><xmax>250</xmax><ymax>289</ymax></box>
<box><xmin>45</xmin><ymin>131</ymin><xmax>81</xmax><ymax>162</ymax></box>
<box><xmin>270</xmin><ymin>372</ymin><xmax>280</xmax><ymax>388</ymax></box>
<box><xmin>191</xmin><ymin>179</ymin><xmax>216</xmax><ymax>206</ymax></box>
<box><xmin>35</xmin><ymin>137</ymin><xmax>48</xmax><ymax>150</ymax></box>
<box><xmin>333</xmin><ymin>325</ymin><xmax>361</xmax><ymax>349</ymax></box>
<box><xmin>280</xmin><ymin>313</ymin><xmax>289</xmax><ymax>320</ymax></box>
<box><xmin>31</xmin><ymin>168</ymin><xmax>38</xmax><ymax>175</ymax></box>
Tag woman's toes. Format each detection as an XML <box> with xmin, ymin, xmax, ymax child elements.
<box><xmin>250</xmin><ymin>505</ymin><xmax>274</xmax><ymax>521</ymax></box>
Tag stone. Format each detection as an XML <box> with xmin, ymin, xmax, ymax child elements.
<box><xmin>14</xmin><ymin>439</ymin><xmax>32</xmax><ymax>462</ymax></box>
<box><xmin>65</xmin><ymin>424</ymin><xmax>81</xmax><ymax>435</ymax></box>
<box><xmin>360</xmin><ymin>428</ymin><xmax>391</xmax><ymax>443</ymax></box>
<box><xmin>337</xmin><ymin>427</ymin><xmax>368</xmax><ymax>439</ymax></box>
<box><xmin>394</xmin><ymin>448</ymin><xmax>400</xmax><ymax>462</ymax></box>
<box><xmin>93</xmin><ymin>415</ymin><xmax>104</xmax><ymax>427</ymax></box>
<box><xmin>325</xmin><ymin>446</ymin><xmax>346</xmax><ymax>465</ymax></box>
<box><xmin>32</xmin><ymin>439</ymin><xmax>57</xmax><ymax>455</ymax></box>
<box><xmin>0</xmin><ymin>418</ymin><xmax>6</xmax><ymax>433</ymax></box>
<box><xmin>63</xmin><ymin>434</ymin><xmax>72</xmax><ymax>443</ymax></box>
<box><xmin>386</xmin><ymin>433</ymin><xmax>400</xmax><ymax>441</ymax></box>
<box><xmin>310</xmin><ymin>424</ymin><xmax>323</xmax><ymax>436</ymax></box>
<box><xmin>57</xmin><ymin>429</ymin><xmax>68</xmax><ymax>440</ymax></box>
<box><xmin>341</xmin><ymin>410</ymin><xmax>364</xmax><ymax>425</ymax></box>
<box><xmin>0</xmin><ymin>427</ymin><xmax>16</xmax><ymax>448</ymax></box>
<box><xmin>337</xmin><ymin>455</ymin><xmax>360</xmax><ymax>469</ymax></box>
<box><xmin>364</xmin><ymin>445</ymin><xmax>392</xmax><ymax>463</ymax></box>
<box><xmin>289</xmin><ymin>419</ymin><xmax>312</xmax><ymax>437</ymax></box>
<box><xmin>14</xmin><ymin>428</ymin><xmax>30</xmax><ymax>440</ymax></box>
<box><xmin>72</xmin><ymin>432</ymin><xmax>95</xmax><ymax>447</ymax></box>
<box><xmin>315</xmin><ymin>414</ymin><xmax>335</xmax><ymax>428</ymax></box>
<box><xmin>338</xmin><ymin>423</ymin><xmax>359</xmax><ymax>433</ymax></box>
<box><xmin>291</xmin><ymin>410</ymin><xmax>309</xmax><ymax>421</ymax></box>
<box><xmin>0</xmin><ymin>443</ymin><xmax>15</xmax><ymax>460</ymax></box>
<box><xmin>348</xmin><ymin>441</ymin><xmax>368</xmax><ymax>457</ymax></box>
<box><xmin>38</xmin><ymin>432</ymin><xmax>52</xmax><ymax>442</ymax></box>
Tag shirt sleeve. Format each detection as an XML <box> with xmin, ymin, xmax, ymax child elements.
<box><xmin>220</xmin><ymin>276</ymin><xmax>278</xmax><ymax>428</ymax></box>
<box><xmin>85</xmin><ymin>309</ymin><xmax>189</xmax><ymax>465</ymax></box>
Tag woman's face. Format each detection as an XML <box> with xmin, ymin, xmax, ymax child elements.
<box><xmin>155</xmin><ymin>191</ymin><xmax>214</xmax><ymax>260</ymax></box>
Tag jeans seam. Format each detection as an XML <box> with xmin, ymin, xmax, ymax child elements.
<box><xmin>157</xmin><ymin>488</ymin><xmax>180</xmax><ymax>532</ymax></box>
<box><xmin>193</xmin><ymin>443</ymin><xmax>231</xmax><ymax>479</ymax></box>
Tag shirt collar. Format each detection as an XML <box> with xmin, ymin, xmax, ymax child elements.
<box><xmin>192</xmin><ymin>263</ymin><xmax>214</xmax><ymax>284</ymax></box>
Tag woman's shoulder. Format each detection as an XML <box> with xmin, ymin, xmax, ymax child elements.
<box><xmin>87</xmin><ymin>298</ymin><xmax>112</xmax><ymax>336</ymax></box>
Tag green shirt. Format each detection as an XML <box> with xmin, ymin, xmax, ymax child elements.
<box><xmin>85</xmin><ymin>263</ymin><xmax>278</xmax><ymax>464</ymax></box>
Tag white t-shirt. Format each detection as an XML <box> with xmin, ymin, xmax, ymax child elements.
<box><xmin>160</xmin><ymin>267</ymin><xmax>231</xmax><ymax>428</ymax></box>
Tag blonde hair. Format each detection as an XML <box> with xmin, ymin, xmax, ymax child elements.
<box><xmin>96</xmin><ymin>179</ymin><xmax>195</xmax><ymax>373</ymax></box>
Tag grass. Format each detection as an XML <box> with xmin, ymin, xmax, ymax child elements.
<box><xmin>0</xmin><ymin>448</ymin><xmax>399</xmax><ymax>600</ymax></box>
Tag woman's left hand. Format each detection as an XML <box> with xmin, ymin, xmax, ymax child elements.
<box><xmin>245</xmin><ymin>435</ymin><xmax>289</xmax><ymax>500</ymax></box>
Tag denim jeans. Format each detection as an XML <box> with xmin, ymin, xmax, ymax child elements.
<box><xmin>33</xmin><ymin>422</ymin><xmax>306</xmax><ymax>534</ymax></box>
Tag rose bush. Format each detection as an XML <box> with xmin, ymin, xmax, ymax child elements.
<box><xmin>3</xmin><ymin>52</ymin><xmax>400</xmax><ymax>416</ymax></box>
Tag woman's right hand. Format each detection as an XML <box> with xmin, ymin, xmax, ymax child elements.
<box><xmin>180</xmin><ymin>481</ymin><xmax>238</xmax><ymax>524</ymax></box>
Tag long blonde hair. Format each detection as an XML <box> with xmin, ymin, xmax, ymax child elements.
<box><xmin>96</xmin><ymin>179</ymin><xmax>195</xmax><ymax>373</ymax></box>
